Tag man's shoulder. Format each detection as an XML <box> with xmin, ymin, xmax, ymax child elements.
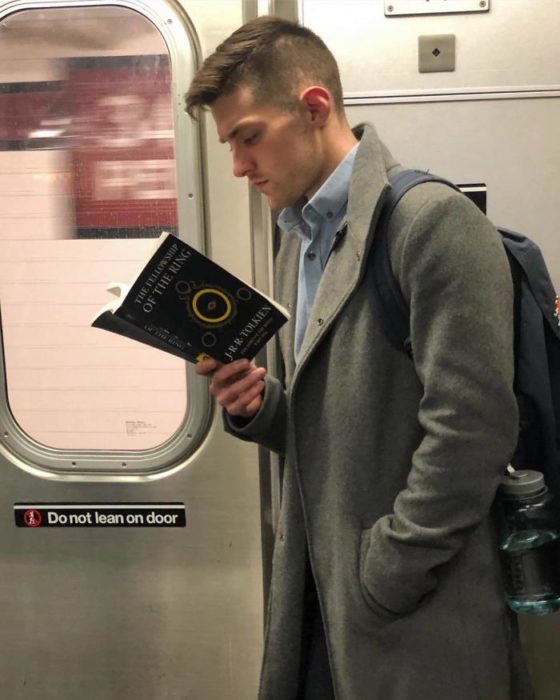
<box><xmin>382</xmin><ymin>172</ymin><xmax>489</xmax><ymax>241</ymax></box>
<box><xmin>387</xmin><ymin>178</ymin><xmax>504</xmax><ymax>274</ymax></box>
<box><xmin>392</xmin><ymin>179</ymin><xmax>467</xmax><ymax>221</ymax></box>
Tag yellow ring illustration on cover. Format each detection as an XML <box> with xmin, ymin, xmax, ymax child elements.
<box><xmin>192</xmin><ymin>288</ymin><xmax>233</xmax><ymax>324</ymax></box>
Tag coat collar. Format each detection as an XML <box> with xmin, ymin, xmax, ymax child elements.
<box><xmin>346</xmin><ymin>122</ymin><xmax>399</xmax><ymax>247</ymax></box>
<box><xmin>292</xmin><ymin>123</ymin><xmax>400</xmax><ymax>376</ymax></box>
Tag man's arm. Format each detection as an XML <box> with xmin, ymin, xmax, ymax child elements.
<box><xmin>360</xmin><ymin>188</ymin><xmax>518</xmax><ymax>619</ymax></box>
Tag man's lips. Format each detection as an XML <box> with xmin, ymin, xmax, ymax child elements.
<box><xmin>251</xmin><ymin>179</ymin><xmax>268</xmax><ymax>189</ymax></box>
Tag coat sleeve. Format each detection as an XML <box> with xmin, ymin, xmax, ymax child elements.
<box><xmin>223</xmin><ymin>374</ymin><xmax>288</xmax><ymax>456</ymax></box>
<box><xmin>360</xmin><ymin>187</ymin><xmax>518</xmax><ymax>618</ymax></box>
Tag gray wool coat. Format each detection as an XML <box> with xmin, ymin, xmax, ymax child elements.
<box><xmin>226</xmin><ymin>124</ymin><xmax>534</xmax><ymax>700</ymax></box>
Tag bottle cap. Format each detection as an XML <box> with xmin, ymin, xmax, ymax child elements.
<box><xmin>499</xmin><ymin>469</ymin><xmax>546</xmax><ymax>497</ymax></box>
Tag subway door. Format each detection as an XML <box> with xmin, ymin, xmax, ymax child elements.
<box><xmin>302</xmin><ymin>0</ymin><xmax>560</xmax><ymax>698</ymax></box>
<box><xmin>0</xmin><ymin>1</ymin><xmax>266</xmax><ymax>699</ymax></box>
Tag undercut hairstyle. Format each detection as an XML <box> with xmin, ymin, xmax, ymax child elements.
<box><xmin>185</xmin><ymin>16</ymin><xmax>344</xmax><ymax>118</ymax></box>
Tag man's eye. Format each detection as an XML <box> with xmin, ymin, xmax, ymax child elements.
<box><xmin>244</xmin><ymin>133</ymin><xmax>259</xmax><ymax>145</ymax></box>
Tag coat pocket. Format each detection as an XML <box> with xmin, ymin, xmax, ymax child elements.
<box><xmin>359</xmin><ymin>528</ymin><xmax>407</xmax><ymax>624</ymax></box>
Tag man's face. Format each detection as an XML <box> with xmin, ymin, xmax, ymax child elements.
<box><xmin>211</xmin><ymin>84</ymin><xmax>327</xmax><ymax>210</ymax></box>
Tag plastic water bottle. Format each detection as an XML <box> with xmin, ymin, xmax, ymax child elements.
<box><xmin>496</xmin><ymin>469</ymin><xmax>560</xmax><ymax>615</ymax></box>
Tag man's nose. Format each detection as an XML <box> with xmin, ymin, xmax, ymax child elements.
<box><xmin>232</xmin><ymin>147</ymin><xmax>253</xmax><ymax>178</ymax></box>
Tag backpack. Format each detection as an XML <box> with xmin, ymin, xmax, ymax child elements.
<box><xmin>370</xmin><ymin>169</ymin><xmax>560</xmax><ymax>494</ymax></box>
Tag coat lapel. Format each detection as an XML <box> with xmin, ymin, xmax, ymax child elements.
<box><xmin>293</xmin><ymin>124</ymin><xmax>398</xmax><ymax>377</ymax></box>
<box><xmin>275</xmin><ymin>237</ymin><xmax>300</xmax><ymax>381</ymax></box>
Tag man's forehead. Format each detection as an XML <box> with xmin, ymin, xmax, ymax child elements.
<box><xmin>211</xmin><ymin>85</ymin><xmax>255</xmax><ymax>139</ymax></box>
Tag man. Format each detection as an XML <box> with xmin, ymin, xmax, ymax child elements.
<box><xmin>186</xmin><ymin>16</ymin><xmax>533</xmax><ymax>700</ymax></box>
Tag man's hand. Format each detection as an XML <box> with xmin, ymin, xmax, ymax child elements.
<box><xmin>195</xmin><ymin>357</ymin><xmax>267</xmax><ymax>418</ymax></box>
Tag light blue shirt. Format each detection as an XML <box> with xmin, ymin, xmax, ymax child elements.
<box><xmin>277</xmin><ymin>143</ymin><xmax>358</xmax><ymax>361</ymax></box>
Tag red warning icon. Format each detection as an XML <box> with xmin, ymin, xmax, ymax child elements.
<box><xmin>23</xmin><ymin>509</ymin><xmax>42</xmax><ymax>528</ymax></box>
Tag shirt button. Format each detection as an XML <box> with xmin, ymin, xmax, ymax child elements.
<box><xmin>317</xmin><ymin>318</ymin><xmax>324</xmax><ymax>326</ymax></box>
<box><xmin>307</xmin><ymin>251</ymin><xmax>316</xmax><ymax>261</ymax></box>
<box><xmin>326</xmin><ymin>211</ymin><xmax>333</xmax><ymax>219</ymax></box>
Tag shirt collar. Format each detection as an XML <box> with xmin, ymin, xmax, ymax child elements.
<box><xmin>278</xmin><ymin>143</ymin><xmax>358</xmax><ymax>240</ymax></box>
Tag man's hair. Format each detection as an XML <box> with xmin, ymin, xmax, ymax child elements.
<box><xmin>185</xmin><ymin>16</ymin><xmax>344</xmax><ymax>118</ymax></box>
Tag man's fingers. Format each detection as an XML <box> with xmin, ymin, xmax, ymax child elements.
<box><xmin>243</xmin><ymin>391</ymin><xmax>265</xmax><ymax>417</ymax></box>
<box><xmin>214</xmin><ymin>367</ymin><xmax>266</xmax><ymax>416</ymax></box>
<box><xmin>195</xmin><ymin>357</ymin><xmax>251</xmax><ymax>380</ymax></box>
<box><xmin>194</xmin><ymin>358</ymin><xmax>265</xmax><ymax>417</ymax></box>
<box><xmin>213</xmin><ymin>365</ymin><xmax>266</xmax><ymax>404</ymax></box>
<box><xmin>225</xmin><ymin>378</ymin><xmax>266</xmax><ymax>416</ymax></box>
<box><xmin>194</xmin><ymin>356</ymin><xmax>221</xmax><ymax>376</ymax></box>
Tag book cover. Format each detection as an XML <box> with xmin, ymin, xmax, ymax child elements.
<box><xmin>92</xmin><ymin>232</ymin><xmax>289</xmax><ymax>363</ymax></box>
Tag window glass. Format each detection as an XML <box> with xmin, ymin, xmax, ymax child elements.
<box><xmin>0</xmin><ymin>6</ymin><xmax>188</xmax><ymax>451</ymax></box>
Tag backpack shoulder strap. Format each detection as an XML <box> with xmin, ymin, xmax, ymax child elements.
<box><xmin>370</xmin><ymin>169</ymin><xmax>459</xmax><ymax>357</ymax></box>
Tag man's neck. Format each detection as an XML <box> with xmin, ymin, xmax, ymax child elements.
<box><xmin>307</xmin><ymin>125</ymin><xmax>358</xmax><ymax>201</ymax></box>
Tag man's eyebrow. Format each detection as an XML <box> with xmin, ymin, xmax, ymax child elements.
<box><xmin>220</xmin><ymin>122</ymin><xmax>260</xmax><ymax>144</ymax></box>
<box><xmin>219</xmin><ymin>127</ymin><xmax>239</xmax><ymax>145</ymax></box>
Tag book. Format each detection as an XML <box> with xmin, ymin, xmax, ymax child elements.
<box><xmin>92</xmin><ymin>231</ymin><xmax>289</xmax><ymax>364</ymax></box>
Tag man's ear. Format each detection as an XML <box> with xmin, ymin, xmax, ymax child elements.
<box><xmin>299</xmin><ymin>86</ymin><xmax>332</xmax><ymax>126</ymax></box>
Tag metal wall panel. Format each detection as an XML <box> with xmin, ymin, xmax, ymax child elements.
<box><xmin>302</xmin><ymin>0</ymin><xmax>560</xmax><ymax>95</ymax></box>
<box><xmin>345</xmin><ymin>98</ymin><xmax>560</xmax><ymax>289</ymax></box>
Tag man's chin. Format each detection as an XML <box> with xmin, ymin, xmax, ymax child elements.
<box><xmin>265</xmin><ymin>194</ymin><xmax>296</xmax><ymax>212</ymax></box>
<box><xmin>265</xmin><ymin>196</ymin><xmax>281</xmax><ymax>211</ymax></box>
